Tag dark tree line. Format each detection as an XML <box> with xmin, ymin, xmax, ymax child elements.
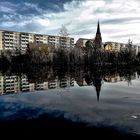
<box><xmin>0</xmin><ymin>43</ymin><xmax>140</xmax><ymax>70</ymax></box>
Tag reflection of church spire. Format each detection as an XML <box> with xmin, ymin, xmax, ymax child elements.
<box><xmin>85</xmin><ymin>73</ymin><xmax>102</xmax><ymax>101</ymax></box>
<box><xmin>93</xmin><ymin>76</ymin><xmax>102</xmax><ymax>102</ymax></box>
<box><xmin>95</xmin><ymin>85</ymin><xmax>101</xmax><ymax>101</ymax></box>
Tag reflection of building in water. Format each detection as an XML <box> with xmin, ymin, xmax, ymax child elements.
<box><xmin>21</xmin><ymin>75</ymin><xmax>35</xmax><ymax>92</ymax></box>
<box><xmin>60</xmin><ymin>77</ymin><xmax>74</xmax><ymax>88</ymax></box>
<box><xmin>75</xmin><ymin>78</ymin><xmax>88</xmax><ymax>86</ymax></box>
<box><xmin>4</xmin><ymin>75</ymin><xmax>20</xmax><ymax>94</ymax></box>
<box><xmin>104</xmin><ymin>72</ymin><xmax>138</xmax><ymax>83</ymax></box>
<box><xmin>48</xmin><ymin>79</ymin><xmax>59</xmax><ymax>89</ymax></box>
<box><xmin>36</xmin><ymin>82</ymin><xmax>48</xmax><ymax>90</ymax></box>
<box><xmin>0</xmin><ymin>74</ymin><xmax>35</xmax><ymax>95</ymax></box>
<box><xmin>48</xmin><ymin>77</ymin><xmax>74</xmax><ymax>89</ymax></box>
<box><xmin>0</xmin><ymin>73</ymin><xmax>75</xmax><ymax>95</ymax></box>
<box><xmin>104</xmin><ymin>74</ymin><xmax>124</xmax><ymax>82</ymax></box>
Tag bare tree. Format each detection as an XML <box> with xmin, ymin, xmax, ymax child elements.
<box><xmin>59</xmin><ymin>24</ymin><xmax>69</xmax><ymax>37</ymax></box>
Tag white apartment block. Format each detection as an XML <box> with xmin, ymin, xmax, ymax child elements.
<box><xmin>0</xmin><ymin>30</ymin><xmax>74</xmax><ymax>54</ymax></box>
<box><xmin>48</xmin><ymin>35</ymin><xmax>59</xmax><ymax>48</ymax></box>
<box><xmin>0</xmin><ymin>31</ymin><xmax>2</xmax><ymax>51</ymax></box>
<box><xmin>0</xmin><ymin>31</ymin><xmax>20</xmax><ymax>52</ymax></box>
<box><xmin>20</xmin><ymin>32</ymin><xmax>34</xmax><ymax>52</ymax></box>
<box><xmin>104</xmin><ymin>42</ymin><xmax>140</xmax><ymax>55</ymax></box>
<box><xmin>59</xmin><ymin>37</ymin><xmax>74</xmax><ymax>48</ymax></box>
<box><xmin>0</xmin><ymin>75</ymin><xmax>4</xmax><ymax>95</ymax></box>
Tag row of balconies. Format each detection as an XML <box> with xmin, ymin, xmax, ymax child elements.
<box><xmin>4</xmin><ymin>37</ymin><xmax>13</xmax><ymax>40</ymax></box>
<box><xmin>5</xmin><ymin>76</ymin><xmax>17</xmax><ymax>79</ymax></box>
<box><xmin>3</xmin><ymin>39</ymin><xmax>14</xmax><ymax>41</ymax></box>
<box><xmin>2</xmin><ymin>40</ymin><xmax>73</xmax><ymax>49</ymax></box>
<box><xmin>5</xmin><ymin>82</ymin><xmax>18</xmax><ymax>85</ymax></box>
<box><xmin>20</xmin><ymin>34</ymin><xmax>29</xmax><ymax>38</ymax></box>
<box><xmin>3</xmin><ymin>33</ymin><xmax>13</xmax><ymax>36</ymax></box>
<box><xmin>49</xmin><ymin>40</ymin><xmax>57</xmax><ymax>42</ymax></box>
<box><xmin>20</xmin><ymin>38</ymin><xmax>29</xmax><ymax>41</ymax></box>
<box><xmin>4</xmin><ymin>43</ymin><xmax>14</xmax><ymax>46</ymax></box>
<box><xmin>36</xmin><ymin>83</ymin><xmax>48</xmax><ymax>90</ymax></box>
<box><xmin>2</xmin><ymin>31</ymin><xmax>74</xmax><ymax>40</ymax></box>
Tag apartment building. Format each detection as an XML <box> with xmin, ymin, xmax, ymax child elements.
<box><xmin>48</xmin><ymin>35</ymin><xmax>59</xmax><ymax>48</ymax></box>
<box><xmin>34</xmin><ymin>34</ymin><xmax>48</xmax><ymax>44</ymax></box>
<box><xmin>104</xmin><ymin>42</ymin><xmax>125</xmax><ymax>52</ymax></box>
<box><xmin>0</xmin><ymin>31</ymin><xmax>2</xmax><ymax>51</ymax></box>
<box><xmin>104</xmin><ymin>42</ymin><xmax>140</xmax><ymax>55</ymax></box>
<box><xmin>0</xmin><ymin>30</ymin><xmax>20</xmax><ymax>52</ymax></box>
<box><xmin>0</xmin><ymin>75</ymin><xmax>4</xmax><ymax>95</ymax></box>
<box><xmin>59</xmin><ymin>37</ymin><xmax>74</xmax><ymax>48</ymax></box>
<box><xmin>0</xmin><ymin>30</ymin><xmax>74</xmax><ymax>54</ymax></box>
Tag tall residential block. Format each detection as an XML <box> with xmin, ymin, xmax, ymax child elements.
<box><xmin>0</xmin><ymin>30</ymin><xmax>74</xmax><ymax>54</ymax></box>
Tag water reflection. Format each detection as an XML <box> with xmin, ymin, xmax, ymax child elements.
<box><xmin>0</xmin><ymin>74</ymin><xmax>74</xmax><ymax>95</ymax></box>
<box><xmin>0</xmin><ymin>66</ymin><xmax>139</xmax><ymax>101</ymax></box>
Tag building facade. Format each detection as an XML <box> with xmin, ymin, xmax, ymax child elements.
<box><xmin>0</xmin><ymin>30</ymin><xmax>74</xmax><ymax>54</ymax></box>
<box><xmin>104</xmin><ymin>42</ymin><xmax>140</xmax><ymax>55</ymax></box>
<box><xmin>75</xmin><ymin>38</ymin><xmax>94</xmax><ymax>48</ymax></box>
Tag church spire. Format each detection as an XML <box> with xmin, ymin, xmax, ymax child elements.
<box><xmin>96</xmin><ymin>20</ymin><xmax>100</xmax><ymax>34</ymax></box>
<box><xmin>94</xmin><ymin>20</ymin><xmax>102</xmax><ymax>48</ymax></box>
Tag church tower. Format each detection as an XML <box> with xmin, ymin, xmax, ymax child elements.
<box><xmin>94</xmin><ymin>20</ymin><xmax>102</xmax><ymax>49</ymax></box>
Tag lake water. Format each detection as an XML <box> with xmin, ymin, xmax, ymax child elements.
<box><xmin>0</xmin><ymin>66</ymin><xmax>140</xmax><ymax>137</ymax></box>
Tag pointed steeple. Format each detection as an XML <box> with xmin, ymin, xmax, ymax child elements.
<box><xmin>94</xmin><ymin>20</ymin><xmax>102</xmax><ymax>49</ymax></box>
<box><xmin>96</xmin><ymin>20</ymin><xmax>100</xmax><ymax>35</ymax></box>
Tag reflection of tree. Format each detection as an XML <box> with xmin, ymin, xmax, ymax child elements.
<box><xmin>127</xmin><ymin>74</ymin><xmax>132</xmax><ymax>86</ymax></box>
<box><xmin>4</xmin><ymin>64</ymin><xmax>137</xmax><ymax>98</ymax></box>
<box><xmin>92</xmin><ymin>75</ymin><xmax>102</xmax><ymax>101</ymax></box>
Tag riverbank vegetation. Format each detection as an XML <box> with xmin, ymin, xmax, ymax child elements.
<box><xmin>0</xmin><ymin>43</ymin><xmax>140</xmax><ymax>70</ymax></box>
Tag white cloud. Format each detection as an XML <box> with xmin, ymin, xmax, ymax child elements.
<box><xmin>0</xmin><ymin>2</ymin><xmax>17</xmax><ymax>13</ymax></box>
<box><xmin>1</xmin><ymin>0</ymin><xmax>140</xmax><ymax>44</ymax></box>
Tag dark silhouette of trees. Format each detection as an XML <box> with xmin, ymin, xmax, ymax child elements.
<box><xmin>0</xmin><ymin>41</ymin><xmax>140</xmax><ymax>67</ymax></box>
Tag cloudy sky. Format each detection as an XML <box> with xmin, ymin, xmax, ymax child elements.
<box><xmin>0</xmin><ymin>0</ymin><xmax>140</xmax><ymax>44</ymax></box>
